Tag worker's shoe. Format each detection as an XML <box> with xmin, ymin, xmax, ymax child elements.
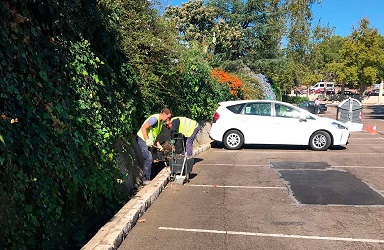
<box><xmin>143</xmin><ymin>180</ymin><xmax>151</xmax><ymax>185</ymax></box>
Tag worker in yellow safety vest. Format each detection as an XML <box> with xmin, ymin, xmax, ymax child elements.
<box><xmin>137</xmin><ymin>108</ymin><xmax>172</xmax><ymax>184</ymax></box>
<box><xmin>165</xmin><ymin>117</ymin><xmax>200</xmax><ymax>158</ymax></box>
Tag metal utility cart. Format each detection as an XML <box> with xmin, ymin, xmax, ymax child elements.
<box><xmin>168</xmin><ymin>132</ymin><xmax>193</xmax><ymax>185</ymax></box>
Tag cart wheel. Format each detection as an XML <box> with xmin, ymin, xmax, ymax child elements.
<box><xmin>185</xmin><ymin>173</ymin><xmax>190</xmax><ymax>182</ymax></box>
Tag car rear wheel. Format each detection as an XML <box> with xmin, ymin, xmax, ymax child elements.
<box><xmin>309</xmin><ymin>131</ymin><xmax>331</xmax><ymax>151</ymax></box>
<box><xmin>223</xmin><ymin>130</ymin><xmax>244</xmax><ymax>150</ymax></box>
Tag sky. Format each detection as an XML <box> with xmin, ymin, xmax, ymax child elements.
<box><xmin>164</xmin><ymin>0</ymin><xmax>384</xmax><ymax>37</ymax></box>
<box><xmin>311</xmin><ymin>0</ymin><xmax>383</xmax><ymax>36</ymax></box>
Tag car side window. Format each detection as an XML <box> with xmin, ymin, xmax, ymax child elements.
<box><xmin>275</xmin><ymin>104</ymin><xmax>301</xmax><ymax>118</ymax></box>
<box><xmin>226</xmin><ymin>104</ymin><xmax>245</xmax><ymax>114</ymax></box>
<box><xmin>244</xmin><ymin>103</ymin><xmax>271</xmax><ymax>116</ymax></box>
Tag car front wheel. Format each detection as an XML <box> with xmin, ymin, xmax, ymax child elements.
<box><xmin>223</xmin><ymin>130</ymin><xmax>244</xmax><ymax>150</ymax></box>
<box><xmin>309</xmin><ymin>131</ymin><xmax>331</xmax><ymax>151</ymax></box>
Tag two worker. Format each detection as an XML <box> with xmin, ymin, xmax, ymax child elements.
<box><xmin>136</xmin><ymin>108</ymin><xmax>200</xmax><ymax>184</ymax></box>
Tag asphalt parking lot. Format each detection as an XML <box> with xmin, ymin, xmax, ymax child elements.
<box><xmin>118</xmin><ymin>104</ymin><xmax>384</xmax><ymax>250</ymax></box>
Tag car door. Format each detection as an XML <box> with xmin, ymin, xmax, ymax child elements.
<box><xmin>300</xmin><ymin>102</ymin><xmax>315</xmax><ymax>113</ymax></box>
<box><xmin>240</xmin><ymin>102</ymin><xmax>274</xmax><ymax>144</ymax></box>
<box><xmin>272</xmin><ymin>103</ymin><xmax>316</xmax><ymax>145</ymax></box>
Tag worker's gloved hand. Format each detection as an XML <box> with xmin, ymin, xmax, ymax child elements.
<box><xmin>158</xmin><ymin>145</ymin><xmax>164</xmax><ymax>151</ymax></box>
<box><xmin>145</xmin><ymin>138</ymin><xmax>154</xmax><ymax>147</ymax></box>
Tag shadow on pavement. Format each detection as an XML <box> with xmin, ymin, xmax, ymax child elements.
<box><xmin>211</xmin><ymin>141</ymin><xmax>347</xmax><ymax>151</ymax></box>
<box><xmin>364</xmin><ymin>105</ymin><xmax>384</xmax><ymax>119</ymax></box>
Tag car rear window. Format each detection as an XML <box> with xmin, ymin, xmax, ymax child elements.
<box><xmin>226</xmin><ymin>104</ymin><xmax>245</xmax><ymax>114</ymax></box>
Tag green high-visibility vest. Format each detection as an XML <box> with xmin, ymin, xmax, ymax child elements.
<box><xmin>137</xmin><ymin>114</ymin><xmax>163</xmax><ymax>141</ymax></box>
<box><xmin>172</xmin><ymin>117</ymin><xmax>198</xmax><ymax>137</ymax></box>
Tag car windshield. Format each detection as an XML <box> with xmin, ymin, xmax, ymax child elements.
<box><xmin>300</xmin><ymin>101</ymin><xmax>314</xmax><ymax>107</ymax></box>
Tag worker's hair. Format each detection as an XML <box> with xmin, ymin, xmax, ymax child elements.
<box><xmin>171</xmin><ymin>118</ymin><xmax>180</xmax><ymax>131</ymax></box>
<box><xmin>161</xmin><ymin>107</ymin><xmax>172</xmax><ymax>116</ymax></box>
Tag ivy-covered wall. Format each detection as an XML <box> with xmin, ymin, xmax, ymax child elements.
<box><xmin>0</xmin><ymin>0</ymin><xmax>140</xmax><ymax>248</ymax></box>
<box><xmin>0</xmin><ymin>1</ymin><xmax>232</xmax><ymax>249</ymax></box>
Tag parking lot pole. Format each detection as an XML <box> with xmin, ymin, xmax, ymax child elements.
<box><xmin>379</xmin><ymin>81</ymin><xmax>384</xmax><ymax>104</ymax></box>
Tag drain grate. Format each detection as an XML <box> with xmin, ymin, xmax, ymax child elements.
<box><xmin>271</xmin><ymin>162</ymin><xmax>384</xmax><ymax>205</ymax></box>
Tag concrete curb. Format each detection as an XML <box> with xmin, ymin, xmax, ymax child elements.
<box><xmin>82</xmin><ymin>141</ymin><xmax>213</xmax><ymax>250</ymax></box>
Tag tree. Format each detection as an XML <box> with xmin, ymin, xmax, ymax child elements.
<box><xmin>165</xmin><ymin>0</ymin><xmax>286</xmax><ymax>96</ymax></box>
<box><xmin>207</xmin><ymin>0</ymin><xmax>284</xmax><ymax>63</ymax></box>
<box><xmin>283</xmin><ymin>0</ymin><xmax>320</xmax><ymax>88</ymax></box>
<box><xmin>165</xmin><ymin>0</ymin><xmax>243</xmax><ymax>58</ymax></box>
<box><xmin>105</xmin><ymin>0</ymin><xmax>181</xmax><ymax>115</ymax></box>
<box><xmin>334</xmin><ymin>18</ymin><xmax>384</xmax><ymax>93</ymax></box>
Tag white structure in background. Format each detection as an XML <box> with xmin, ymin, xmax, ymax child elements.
<box><xmin>378</xmin><ymin>81</ymin><xmax>384</xmax><ymax>103</ymax></box>
<box><xmin>336</xmin><ymin>98</ymin><xmax>364</xmax><ymax>132</ymax></box>
<box><xmin>309</xmin><ymin>82</ymin><xmax>335</xmax><ymax>93</ymax></box>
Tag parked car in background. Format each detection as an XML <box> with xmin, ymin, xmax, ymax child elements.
<box><xmin>318</xmin><ymin>90</ymin><xmax>336</xmax><ymax>101</ymax></box>
<box><xmin>209</xmin><ymin>100</ymin><xmax>349</xmax><ymax>151</ymax></box>
<box><xmin>298</xmin><ymin>101</ymin><xmax>327</xmax><ymax>114</ymax></box>
<box><xmin>337</xmin><ymin>90</ymin><xmax>360</xmax><ymax>97</ymax></box>
<box><xmin>309</xmin><ymin>82</ymin><xmax>335</xmax><ymax>94</ymax></box>
<box><xmin>328</xmin><ymin>90</ymin><xmax>361</xmax><ymax>101</ymax></box>
<box><xmin>365</xmin><ymin>89</ymin><xmax>384</xmax><ymax>96</ymax></box>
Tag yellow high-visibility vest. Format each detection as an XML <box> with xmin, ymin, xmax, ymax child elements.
<box><xmin>172</xmin><ymin>117</ymin><xmax>198</xmax><ymax>137</ymax></box>
<box><xmin>137</xmin><ymin>114</ymin><xmax>162</xmax><ymax>141</ymax></box>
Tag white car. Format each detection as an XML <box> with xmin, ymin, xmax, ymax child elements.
<box><xmin>209</xmin><ymin>100</ymin><xmax>349</xmax><ymax>151</ymax></box>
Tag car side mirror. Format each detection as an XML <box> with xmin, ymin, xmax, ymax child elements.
<box><xmin>299</xmin><ymin>114</ymin><xmax>307</xmax><ymax>122</ymax></box>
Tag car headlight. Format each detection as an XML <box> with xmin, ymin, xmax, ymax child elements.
<box><xmin>332</xmin><ymin>122</ymin><xmax>348</xmax><ymax>130</ymax></box>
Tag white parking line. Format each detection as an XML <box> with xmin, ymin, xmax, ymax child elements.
<box><xmin>333</xmin><ymin>166</ymin><xmax>384</xmax><ymax>169</ymax></box>
<box><xmin>197</xmin><ymin>164</ymin><xmax>384</xmax><ymax>169</ymax></box>
<box><xmin>158</xmin><ymin>227</ymin><xmax>384</xmax><ymax>244</ymax></box>
<box><xmin>349</xmin><ymin>138</ymin><xmax>384</xmax><ymax>140</ymax></box>
<box><xmin>197</xmin><ymin>164</ymin><xmax>266</xmax><ymax>167</ymax></box>
<box><xmin>211</xmin><ymin>151</ymin><xmax>381</xmax><ymax>155</ymax></box>
<box><xmin>186</xmin><ymin>184</ymin><xmax>286</xmax><ymax>190</ymax></box>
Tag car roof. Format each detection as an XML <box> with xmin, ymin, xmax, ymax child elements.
<box><xmin>218</xmin><ymin>99</ymin><xmax>317</xmax><ymax>117</ymax></box>
<box><xmin>219</xmin><ymin>100</ymin><xmax>293</xmax><ymax>106</ymax></box>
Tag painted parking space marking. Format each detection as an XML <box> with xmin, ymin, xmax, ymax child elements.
<box><xmin>197</xmin><ymin>163</ymin><xmax>384</xmax><ymax>169</ymax></box>
<box><xmin>186</xmin><ymin>184</ymin><xmax>285</xmax><ymax>190</ymax></box>
<box><xmin>333</xmin><ymin>165</ymin><xmax>384</xmax><ymax>169</ymax></box>
<box><xmin>197</xmin><ymin>164</ymin><xmax>266</xmax><ymax>167</ymax></box>
<box><xmin>211</xmin><ymin>151</ymin><xmax>382</xmax><ymax>155</ymax></box>
<box><xmin>158</xmin><ymin>227</ymin><xmax>384</xmax><ymax>244</ymax></box>
<box><xmin>349</xmin><ymin>137</ymin><xmax>384</xmax><ymax>140</ymax></box>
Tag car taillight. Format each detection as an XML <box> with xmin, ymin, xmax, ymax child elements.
<box><xmin>213</xmin><ymin>112</ymin><xmax>220</xmax><ymax>123</ymax></box>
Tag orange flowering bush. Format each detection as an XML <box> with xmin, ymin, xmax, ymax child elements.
<box><xmin>211</xmin><ymin>69</ymin><xmax>245</xmax><ymax>97</ymax></box>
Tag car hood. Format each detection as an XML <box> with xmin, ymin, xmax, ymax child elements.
<box><xmin>321</xmin><ymin>117</ymin><xmax>347</xmax><ymax>126</ymax></box>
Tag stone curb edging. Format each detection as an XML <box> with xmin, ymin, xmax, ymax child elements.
<box><xmin>81</xmin><ymin>168</ymin><xmax>170</xmax><ymax>250</ymax></box>
<box><xmin>81</xmin><ymin>141</ymin><xmax>212</xmax><ymax>250</ymax></box>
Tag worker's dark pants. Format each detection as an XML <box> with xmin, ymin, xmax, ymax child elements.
<box><xmin>186</xmin><ymin>124</ymin><xmax>201</xmax><ymax>157</ymax></box>
<box><xmin>137</xmin><ymin>137</ymin><xmax>152</xmax><ymax>181</ymax></box>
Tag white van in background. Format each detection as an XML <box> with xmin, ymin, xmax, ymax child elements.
<box><xmin>309</xmin><ymin>82</ymin><xmax>335</xmax><ymax>93</ymax></box>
